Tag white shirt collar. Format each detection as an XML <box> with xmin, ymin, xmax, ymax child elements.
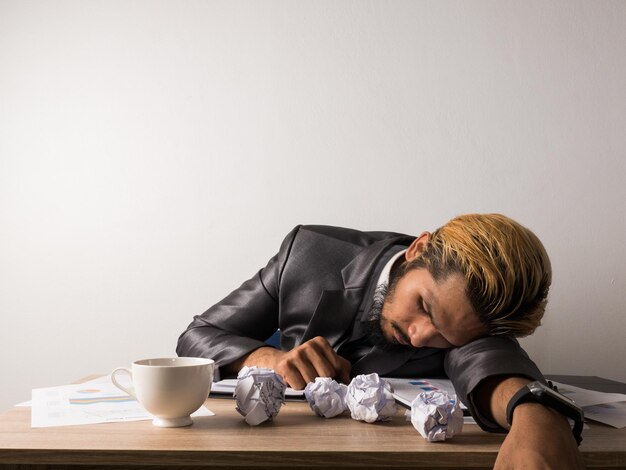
<box><xmin>376</xmin><ymin>249</ymin><xmax>407</xmax><ymax>289</ymax></box>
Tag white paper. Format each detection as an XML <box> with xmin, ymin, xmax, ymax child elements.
<box><xmin>346</xmin><ymin>373</ymin><xmax>397</xmax><ymax>423</ymax></box>
<box><xmin>545</xmin><ymin>381</ymin><xmax>626</xmax><ymax>428</ymax></box>
<box><xmin>212</xmin><ymin>379</ymin><xmax>304</xmax><ymax>399</ymax></box>
<box><xmin>234</xmin><ymin>367</ymin><xmax>286</xmax><ymax>425</ymax></box>
<box><xmin>582</xmin><ymin>401</ymin><xmax>626</xmax><ymax>428</ymax></box>
<box><xmin>551</xmin><ymin>381</ymin><xmax>626</xmax><ymax>407</ymax></box>
<box><xmin>387</xmin><ymin>378</ymin><xmax>626</xmax><ymax>429</ymax></box>
<box><xmin>384</xmin><ymin>377</ymin><xmax>468</xmax><ymax>410</ymax></box>
<box><xmin>304</xmin><ymin>377</ymin><xmax>348</xmax><ymax>418</ymax></box>
<box><xmin>31</xmin><ymin>375</ymin><xmax>213</xmax><ymax>428</ymax></box>
<box><xmin>408</xmin><ymin>390</ymin><xmax>463</xmax><ymax>441</ymax></box>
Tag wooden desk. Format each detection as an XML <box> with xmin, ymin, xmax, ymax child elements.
<box><xmin>1</xmin><ymin>381</ymin><xmax>625</xmax><ymax>469</ymax></box>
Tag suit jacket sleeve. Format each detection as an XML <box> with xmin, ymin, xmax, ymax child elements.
<box><xmin>444</xmin><ymin>335</ymin><xmax>545</xmax><ymax>432</ymax></box>
<box><xmin>176</xmin><ymin>226</ymin><xmax>301</xmax><ymax>376</ymax></box>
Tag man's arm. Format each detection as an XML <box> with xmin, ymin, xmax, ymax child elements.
<box><xmin>177</xmin><ymin>225</ymin><xmax>351</xmax><ymax>387</ymax></box>
<box><xmin>176</xmin><ymin>227</ymin><xmax>302</xmax><ymax>377</ymax></box>
<box><xmin>476</xmin><ymin>376</ymin><xmax>585</xmax><ymax>469</ymax></box>
<box><xmin>223</xmin><ymin>336</ymin><xmax>351</xmax><ymax>390</ymax></box>
<box><xmin>445</xmin><ymin>337</ymin><xmax>585</xmax><ymax>469</ymax></box>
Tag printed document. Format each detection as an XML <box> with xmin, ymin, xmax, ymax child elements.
<box><xmin>31</xmin><ymin>375</ymin><xmax>213</xmax><ymax>428</ymax></box>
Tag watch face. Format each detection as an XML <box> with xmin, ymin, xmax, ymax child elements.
<box><xmin>528</xmin><ymin>381</ymin><xmax>578</xmax><ymax>406</ymax></box>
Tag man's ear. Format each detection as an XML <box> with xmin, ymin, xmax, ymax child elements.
<box><xmin>406</xmin><ymin>232</ymin><xmax>431</xmax><ymax>261</ymax></box>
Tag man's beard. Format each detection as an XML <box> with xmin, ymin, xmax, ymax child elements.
<box><xmin>364</xmin><ymin>262</ymin><xmax>413</xmax><ymax>352</ymax></box>
<box><xmin>364</xmin><ymin>283</ymin><xmax>390</xmax><ymax>347</ymax></box>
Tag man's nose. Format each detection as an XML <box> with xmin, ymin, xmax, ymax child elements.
<box><xmin>407</xmin><ymin>320</ymin><xmax>438</xmax><ymax>348</ymax></box>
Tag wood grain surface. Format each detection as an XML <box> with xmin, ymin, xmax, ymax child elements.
<box><xmin>1</xmin><ymin>379</ymin><xmax>624</xmax><ymax>469</ymax></box>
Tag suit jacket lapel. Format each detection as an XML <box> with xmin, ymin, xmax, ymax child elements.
<box><xmin>341</xmin><ymin>235</ymin><xmax>415</xmax><ymax>290</ymax></box>
<box><xmin>351</xmin><ymin>345</ymin><xmax>416</xmax><ymax>376</ymax></box>
<box><xmin>301</xmin><ymin>235</ymin><xmax>415</xmax><ymax>350</ymax></box>
<box><xmin>300</xmin><ymin>289</ymin><xmax>365</xmax><ymax>346</ymax></box>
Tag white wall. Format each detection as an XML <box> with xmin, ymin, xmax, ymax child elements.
<box><xmin>1</xmin><ymin>0</ymin><xmax>625</xmax><ymax>412</ymax></box>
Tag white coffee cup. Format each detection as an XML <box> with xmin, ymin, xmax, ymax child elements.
<box><xmin>111</xmin><ymin>357</ymin><xmax>214</xmax><ymax>428</ymax></box>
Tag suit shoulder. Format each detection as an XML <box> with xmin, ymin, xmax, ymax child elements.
<box><xmin>294</xmin><ymin>224</ymin><xmax>411</xmax><ymax>247</ymax></box>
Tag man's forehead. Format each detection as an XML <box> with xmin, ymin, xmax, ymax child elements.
<box><xmin>422</xmin><ymin>271</ymin><xmax>466</xmax><ymax>304</ymax></box>
<box><xmin>421</xmin><ymin>271</ymin><xmax>485</xmax><ymax>345</ymax></box>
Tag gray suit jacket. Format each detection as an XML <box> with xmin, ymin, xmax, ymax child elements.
<box><xmin>177</xmin><ymin>225</ymin><xmax>544</xmax><ymax>431</ymax></box>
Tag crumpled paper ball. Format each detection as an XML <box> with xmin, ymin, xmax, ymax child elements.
<box><xmin>304</xmin><ymin>377</ymin><xmax>348</xmax><ymax>418</ymax></box>
<box><xmin>345</xmin><ymin>373</ymin><xmax>397</xmax><ymax>423</ymax></box>
<box><xmin>234</xmin><ymin>366</ymin><xmax>286</xmax><ymax>425</ymax></box>
<box><xmin>408</xmin><ymin>390</ymin><xmax>463</xmax><ymax>441</ymax></box>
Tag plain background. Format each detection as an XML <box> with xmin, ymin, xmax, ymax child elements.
<box><xmin>1</xmin><ymin>0</ymin><xmax>625</xmax><ymax>413</ymax></box>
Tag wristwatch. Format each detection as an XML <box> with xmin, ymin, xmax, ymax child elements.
<box><xmin>506</xmin><ymin>380</ymin><xmax>584</xmax><ymax>446</ymax></box>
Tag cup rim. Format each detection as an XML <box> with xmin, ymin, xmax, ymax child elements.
<box><xmin>133</xmin><ymin>357</ymin><xmax>215</xmax><ymax>368</ymax></box>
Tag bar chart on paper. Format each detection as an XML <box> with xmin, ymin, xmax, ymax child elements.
<box><xmin>384</xmin><ymin>377</ymin><xmax>475</xmax><ymax>423</ymax></box>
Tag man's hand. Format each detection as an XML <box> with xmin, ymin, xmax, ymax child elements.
<box><xmin>476</xmin><ymin>376</ymin><xmax>585</xmax><ymax>469</ymax></box>
<box><xmin>224</xmin><ymin>336</ymin><xmax>351</xmax><ymax>390</ymax></box>
<box><xmin>495</xmin><ymin>402</ymin><xmax>585</xmax><ymax>469</ymax></box>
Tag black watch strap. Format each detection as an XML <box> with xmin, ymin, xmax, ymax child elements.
<box><xmin>506</xmin><ymin>383</ymin><xmax>537</xmax><ymax>425</ymax></box>
<box><xmin>506</xmin><ymin>381</ymin><xmax>584</xmax><ymax>446</ymax></box>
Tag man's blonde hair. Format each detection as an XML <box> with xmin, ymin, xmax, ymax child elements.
<box><xmin>410</xmin><ymin>213</ymin><xmax>551</xmax><ymax>337</ymax></box>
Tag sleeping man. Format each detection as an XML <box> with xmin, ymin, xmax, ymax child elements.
<box><xmin>178</xmin><ymin>213</ymin><xmax>584</xmax><ymax>468</ymax></box>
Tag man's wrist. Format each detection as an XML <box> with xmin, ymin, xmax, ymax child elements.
<box><xmin>497</xmin><ymin>402</ymin><xmax>585</xmax><ymax>470</ymax></box>
<box><xmin>242</xmin><ymin>346</ymin><xmax>282</xmax><ymax>367</ymax></box>
<box><xmin>512</xmin><ymin>401</ymin><xmax>570</xmax><ymax>427</ymax></box>
<box><xmin>223</xmin><ymin>346</ymin><xmax>282</xmax><ymax>376</ymax></box>
<box><xmin>507</xmin><ymin>380</ymin><xmax>584</xmax><ymax>445</ymax></box>
<box><xmin>510</xmin><ymin>401</ymin><xmax>579</xmax><ymax>447</ymax></box>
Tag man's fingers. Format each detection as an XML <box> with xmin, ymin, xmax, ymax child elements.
<box><xmin>276</xmin><ymin>350</ymin><xmax>324</xmax><ymax>389</ymax></box>
<box><xmin>292</xmin><ymin>347</ymin><xmax>326</xmax><ymax>384</ymax></box>
<box><xmin>327</xmin><ymin>351</ymin><xmax>352</xmax><ymax>384</ymax></box>
<box><xmin>281</xmin><ymin>367</ymin><xmax>306</xmax><ymax>390</ymax></box>
<box><xmin>309</xmin><ymin>336</ymin><xmax>352</xmax><ymax>380</ymax></box>
<box><xmin>305</xmin><ymin>336</ymin><xmax>352</xmax><ymax>383</ymax></box>
<box><xmin>274</xmin><ymin>337</ymin><xmax>352</xmax><ymax>389</ymax></box>
<box><xmin>337</xmin><ymin>356</ymin><xmax>352</xmax><ymax>384</ymax></box>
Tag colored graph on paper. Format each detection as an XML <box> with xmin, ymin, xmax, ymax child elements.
<box><xmin>384</xmin><ymin>377</ymin><xmax>466</xmax><ymax>409</ymax></box>
<box><xmin>69</xmin><ymin>388</ymin><xmax>136</xmax><ymax>405</ymax></box>
<box><xmin>31</xmin><ymin>375</ymin><xmax>213</xmax><ymax>428</ymax></box>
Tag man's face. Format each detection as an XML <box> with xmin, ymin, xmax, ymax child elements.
<box><xmin>377</xmin><ymin>266</ymin><xmax>487</xmax><ymax>349</ymax></box>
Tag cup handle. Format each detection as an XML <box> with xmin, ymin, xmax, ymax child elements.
<box><xmin>111</xmin><ymin>367</ymin><xmax>137</xmax><ymax>399</ymax></box>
